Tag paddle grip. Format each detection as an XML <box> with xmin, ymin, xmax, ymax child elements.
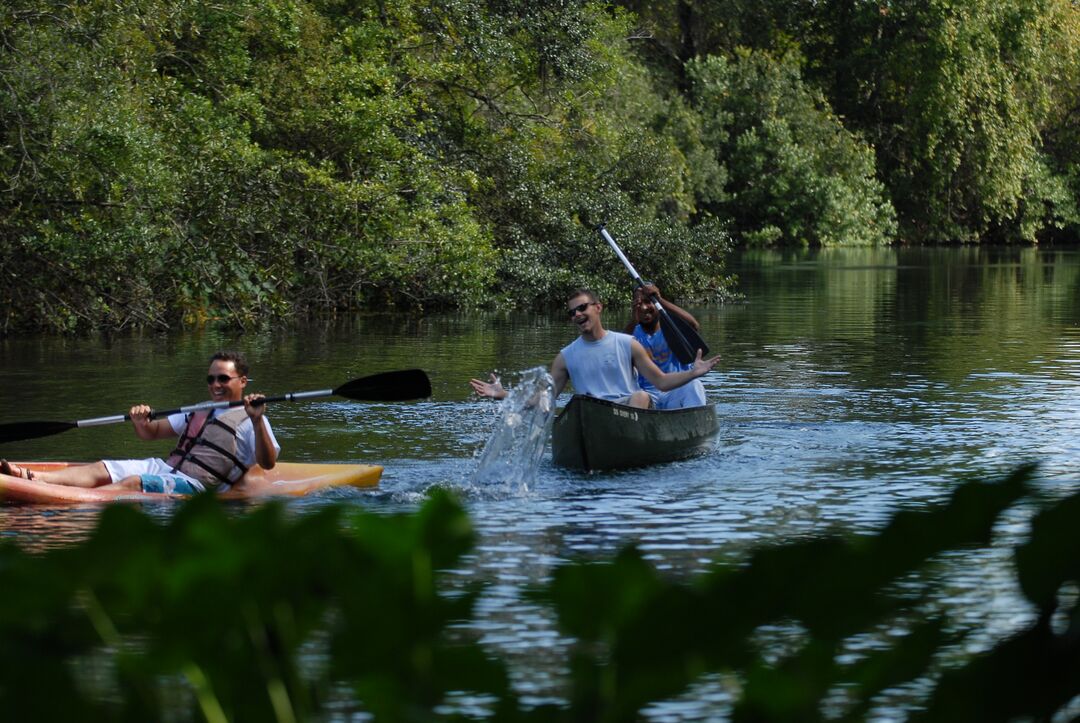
<box><xmin>276</xmin><ymin>389</ymin><xmax>334</xmax><ymax>402</ymax></box>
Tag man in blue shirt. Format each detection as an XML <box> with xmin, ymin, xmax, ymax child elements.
<box><xmin>626</xmin><ymin>283</ymin><xmax>708</xmax><ymax>409</ymax></box>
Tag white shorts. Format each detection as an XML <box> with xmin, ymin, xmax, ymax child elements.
<box><xmin>103</xmin><ymin>458</ymin><xmax>208</xmax><ymax>493</ymax></box>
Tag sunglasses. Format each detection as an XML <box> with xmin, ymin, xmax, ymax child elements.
<box><xmin>206</xmin><ymin>374</ymin><xmax>241</xmax><ymax>385</ymax></box>
<box><xmin>567</xmin><ymin>302</ymin><xmax>596</xmax><ymax>318</ymax></box>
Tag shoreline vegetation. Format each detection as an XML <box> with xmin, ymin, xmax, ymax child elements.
<box><xmin>1</xmin><ymin>465</ymin><xmax>1078</xmax><ymax>719</ymax></box>
<box><xmin>2</xmin><ymin>0</ymin><xmax>1078</xmax><ymax>334</ymax></box>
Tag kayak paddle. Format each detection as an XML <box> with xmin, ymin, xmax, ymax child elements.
<box><xmin>0</xmin><ymin>368</ymin><xmax>432</xmax><ymax>445</ymax></box>
<box><xmin>596</xmin><ymin>224</ymin><xmax>710</xmax><ymax>365</ymax></box>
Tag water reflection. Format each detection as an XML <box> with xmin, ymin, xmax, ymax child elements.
<box><xmin>0</xmin><ymin>506</ymin><xmax>102</xmax><ymax>551</ymax></box>
<box><xmin>3</xmin><ymin>246</ymin><xmax>1080</xmax><ymax>717</ymax></box>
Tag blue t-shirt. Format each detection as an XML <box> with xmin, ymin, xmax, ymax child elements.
<box><xmin>632</xmin><ymin>324</ymin><xmax>692</xmax><ymax>391</ymax></box>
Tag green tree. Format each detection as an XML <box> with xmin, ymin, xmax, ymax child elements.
<box><xmin>689</xmin><ymin>50</ymin><xmax>897</xmax><ymax>247</ymax></box>
<box><xmin>0</xmin><ymin>0</ymin><xmax>182</xmax><ymax>332</ymax></box>
<box><xmin>619</xmin><ymin>0</ymin><xmax>1080</xmax><ymax>245</ymax></box>
<box><xmin>410</xmin><ymin>0</ymin><xmax>733</xmax><ymax>305</ymax></box>
<box><xmin>802</xmin><ymin>0</ymin><xmax>1080</xmax><ymax>243</ymax></box>
<box><xmin>0</xmin><ymin>0</ymin><xmax>500</xmax><ymax>331</ymax></box>
<box><xmin>0</xmin><ymin>0</ymin><xmax>737</xmax><ymax>334</ymax></box>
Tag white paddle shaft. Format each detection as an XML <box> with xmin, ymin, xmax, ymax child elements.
<box><xmin>598</xmin><ymin>226</ymin><xmax>665</xmax><ymax>313</ymax></box>
<box><xmin>75</xmin><ymin>389</ymin><xmax>336</xmax><ymax>427</ymax></box>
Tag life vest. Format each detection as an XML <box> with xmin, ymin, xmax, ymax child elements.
<box><xmin>165</xmin><ymin>408</ymin><xmax>250</xmax><ymax>489</ymax></box>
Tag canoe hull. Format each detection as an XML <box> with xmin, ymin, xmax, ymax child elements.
<box><xmin>0</xmin><ymin>461</ymin><xmax>382</xmax><ymax>505</ymax></box>
<box><xmin>551</xmin><ymin>395</ymin><xmax>718</xmax><ymax>471</ymax></box>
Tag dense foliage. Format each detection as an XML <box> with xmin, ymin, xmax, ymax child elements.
<box><xmin>622</xmin><ymin>0</ymin><xmax>1080</xmax><ymax>244</ymax></box>
<box><xmin>3</xmin><ymin>0</ymin><xmax>1080</xmax><ymax>332</ymax></box>
<box><xmin>688</xmin><ymin>50</ymin><xmax>897</xmax><ymax>247</ymax></box>
<box><xmin>1</xmin><ymin>465</ymin><xmax>1079</xmax><ymax>719</ymax></box>
<box><xmin>0</xmin><ymin>0</ymin><xmax>732</xmax><ymax>333</ymax></box>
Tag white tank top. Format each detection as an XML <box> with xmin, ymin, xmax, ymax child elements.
<box><xmin>560</xmin><ymin>332</ymin><xmax>640</xmax><ymax>401</ymax></box>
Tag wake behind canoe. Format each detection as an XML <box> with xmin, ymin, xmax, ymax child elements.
<box><xmin>0</xmin><ymin>461</ymin><xmax>382</xmax><ymax>505</ymax></box>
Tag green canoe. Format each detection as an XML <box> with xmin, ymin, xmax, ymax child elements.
<box><xmin>551</xmin><ymin>395</ymin><xmax>718</xmax><ymax>471</ymax></box>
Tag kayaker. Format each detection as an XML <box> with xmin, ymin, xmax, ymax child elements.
<box><xmin>0</xmin><ymin>350</ymin><xmax>280</xmax><ymax>494</ymax></box>
<box><xmin>470</xmin><ymin>288</ymin><xmax>718</xmax><ymax>408</ymax></box>
<box><xmin>624</xmin><ymin>282</ymin><xmax>707</xmax><ymax>409</ymax></box>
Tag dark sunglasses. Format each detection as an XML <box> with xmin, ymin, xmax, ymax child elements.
<box><xmin>206</xmin><ymin>374</ymin><xmax>241</xmax><ymax>384</ymax></box>
<box><xmin>567</xmin><ymin>302</ymin><xmax>595</xmax><ymax>318</ymax></box>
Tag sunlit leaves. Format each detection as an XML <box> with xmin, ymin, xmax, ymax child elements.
<box><xmin>617</xmin><ymin>0</ymin><xmax>1080</xmax><ymax>244</ymax></box>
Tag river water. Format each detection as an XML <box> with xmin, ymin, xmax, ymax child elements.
<box><xmin>2</xmin><ymin>245</ymin><xmax>1080</xmax><ymax>717</ymax></box>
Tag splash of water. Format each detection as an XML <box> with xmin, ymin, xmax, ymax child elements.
<box><xmin>470</xmin><ymin>367</ymin><xmax>555</xmax><ymax>496</ymax></box>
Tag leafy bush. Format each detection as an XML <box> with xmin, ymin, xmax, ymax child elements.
<box><xmin>688</xmin><ymin>50</ymin><xmax>897</xmax><ymax>247</ymax></box>
<box><xmin>2</xmin><ymin>465</ymin><xmax>1080</xmax><ymax>720</ymax></box>
<box><xmin>426</xmin><ymin>2</ymin><xmax>734</xmax><ymax>307</ymax></box>
<box><xmin>0</xmin><ymin>490</ymin><xmax>511</xmax><ymax>721</ymax></box>
<box><xmin>0</xmin><ymin>0</ymin><xmax>737</xmax><ymax>334</ymax></box>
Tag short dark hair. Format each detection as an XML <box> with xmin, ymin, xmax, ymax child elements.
<box><xmin>632</xmin><ymin>281</ymin><xmax>654</xmax><ymax>300</ymax></box>
<box><xmin>567</xmin><ymin>288</ymin><xmax>599</xmax><ymax>304</ymax></box>
<box><xmin>210</xmin><ymin>350</ymin><xmax>249</xmax><ymax>377</ymax></box>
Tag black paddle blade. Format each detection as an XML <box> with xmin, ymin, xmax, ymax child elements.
<box><xmin>333</xmin><ymin>369</ymin><xmax>432</xmax><ymax>402</ymax></box>
<box><xmin>0</xmin><ymin>420</ymin><xmax>78</xmax><ymax>445</ymax></box>
<box><xmin>659</xmin><ymin>308</ymin><xmax>709</xmax><ymax>365</ymax></box>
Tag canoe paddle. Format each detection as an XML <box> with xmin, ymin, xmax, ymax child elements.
<box><xmin>596</xmin><ymin>224</ymin><xmax>710</xmax><ymax>365</ymax></box>
<box><xmin>0</xmin><ymin>368</ymin><xmax>432</xmax><ymax>445</ymax></box>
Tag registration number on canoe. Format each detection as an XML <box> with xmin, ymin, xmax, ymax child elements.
<box><xmin>613</xmin><ymin>408</ymin><xmax>638</xmax><ymax>422</ymax></box>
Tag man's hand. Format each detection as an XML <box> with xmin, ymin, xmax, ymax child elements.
<box><xmin>127</xmin><ymin>404</ymin><xmax>152</xmax><ymax>432</ymax></box>
<box><xmin>469</xmin><ymin>373</ymin><xmax>508</xmax><ymax>400</ymax></box>
<box><xmin>243</xmin><ymin>393</ymin><xmax>277</xmax><ymax>469</ymax></box>
<box><xmin>129</xmin><ymin>404</ymin><xmax>153</xmax><ymax>426</ymax></box>
<box><xmin>641</xmin><ymin>282</ymin><xmax>662</xmax><ymax>300</ymax></box>
<box><xmin>692</xmin><ymin>349</ymin><xmax>720</xmax><ymax>377</ymax></box>
<box><xmin>243</xmin><ymin>393</ymin><xmax>267</xmax><ymax>420</ymax></box>
<box><xmin>129</xmin><ymin>403</ymin><xmax>172</xmax><ymax>440</ymax></box>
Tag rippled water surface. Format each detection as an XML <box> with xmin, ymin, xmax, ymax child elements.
<box><xmin>3</xmin><ymin>246</ymin><xmax>1080</xmax><ymax>717</ymax></box>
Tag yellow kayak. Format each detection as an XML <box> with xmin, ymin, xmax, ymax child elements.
<box><xmin>0</xmin><ymin>461</ymin><xmax>382</xmax><ymax>505</ymax></box>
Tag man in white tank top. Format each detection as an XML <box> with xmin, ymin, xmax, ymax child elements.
<box><xmin>471</xmin><ymin>289</ymin><xmax>719</xmax><ymax>408</ymax></box>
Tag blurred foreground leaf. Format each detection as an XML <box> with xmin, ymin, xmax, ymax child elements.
<box><xmin>3</xmin><ymin>465</ymin><xmax>1080</xmax><ymax>721</ymax></box>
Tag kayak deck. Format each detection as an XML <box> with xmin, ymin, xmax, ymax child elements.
<box><xmin>0</xmin><ymin>461</ymin><xmax>382</xmax><ymax>505</ymax></box>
